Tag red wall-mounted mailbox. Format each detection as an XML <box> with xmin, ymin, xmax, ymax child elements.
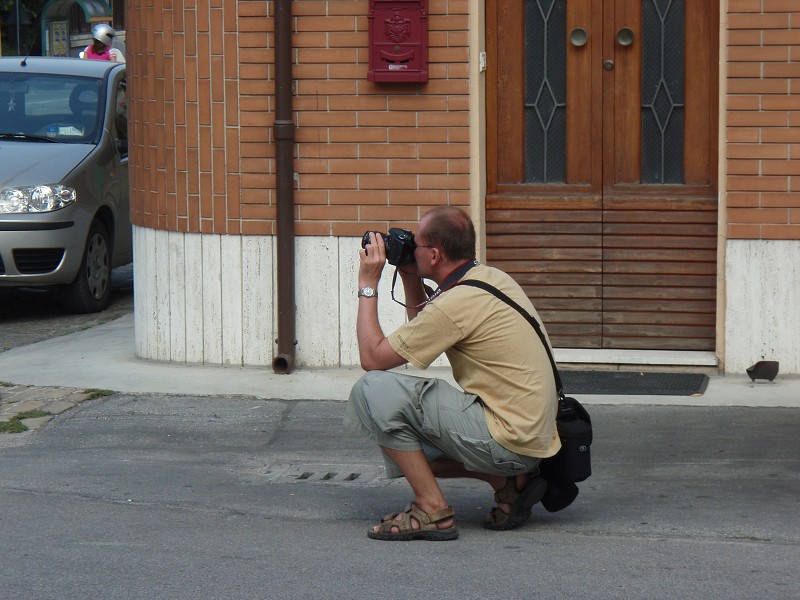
<box><xmin>368</xmin><ymin>0</ymin><xmax>429</xmax><ymax>83</ymax></box>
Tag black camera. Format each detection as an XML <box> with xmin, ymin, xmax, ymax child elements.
<box><xmin>361</xmin><ymin>227</ymin><xmax>416</xmax><ymax>266</ymax></box>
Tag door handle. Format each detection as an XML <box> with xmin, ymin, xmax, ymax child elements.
<box><xmin>603</xmin><ymin>59</ymin><xmax>614</xmax><ymax>71</ymax></box>
<box><xmin>569</xmin><ymin>28</ymin><xmax>588</xmax><ymax>47</ymax></box>
<box><xmin>616</xmin><ymin>27</ymin><xmax>635</xmax><ymax>47</ymax></box>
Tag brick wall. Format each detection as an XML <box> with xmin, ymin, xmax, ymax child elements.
<box><xmin>126</xmin><ymin>0</ymin><xmax>471</xmax><ymax>238</ymax></box>
<box><xmin>726</xmin><ymin>1</ymin><xmax>800</xmax><ymax>240</ymax></box>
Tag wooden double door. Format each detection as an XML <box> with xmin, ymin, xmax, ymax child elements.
<box><xmin>486</xmin><ymin>0</ymin><xmax>719</xmax><ymax>350</ymax></box>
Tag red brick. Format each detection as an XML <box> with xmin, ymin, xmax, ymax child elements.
<box><xmin>728</xmin><ymin>78</ymin><xmax>790</xmax><ymax>95</ymax></box>
<box><xmin>762</xmin><ymin>29</ymin><xmax>800</xmax><ymax>46</ymax></box>
<box><xmin>728</xmin><ymin>207</ymin><xmax>789</xmax><ymax>223</ymax></box>
<box><xmin>762</xmin><ymin>193</ymin><xmax>800</xmax><ymax>207</ymax></box>
<box><xmin>296</xmin><ymin>220</ymin><xmax>335</xmax><ymax>235</ymax></box>
<box><xmin>390</xmin><ymin>190</ymin><xmax>449</xmax><ymax>205</ymax></box>
<box><xmin>332</xmin><ymin>222</ymin><xmax>382</xmax><ymax>237</ymax></box>
<box><xmin>357</xmin><ymin>112</ymin><xmax>417</xmax><ymax>127</ymax></box>
<box><xmin>727</xmin><ymin>223</ymin><xmax>761</xmax><ymax>239</ymax></box>
<box><xmin>420</xmin><ymin>143</ymin><xmax>470</xmax><ymax>158</ymax></box>
<box><xmin>359</xmin><ymin>174</ymin><xmax>419</xmax><ymax>190</ymax></box>
<box><xmin>761</xmin><ymin>225</ymin><xmax>800</xmax><ymax>239</ymax></box>
<box><xmin>419</xmin><ymin>174</ymin><xmax>471</xmax><ymax>190</ymax></box>
<box><xmin>389</xmin><ymin>128</ymin><xmax>449</xmax><ymax>143</ymax></box>
<box><xmin>329</xmin><ymin>127</ymin><xmax>388</xmax><ymax>143</ymax></box>
<box><xmin>298</xmin><ymin>111</ymin><xmax>357</xmax><ymax>127</ymax></box>
<box><xmin>727</xmin><ymin>144</ymin><xmax>788</xmax><ymax>159</ymax></box>
<box><xmin>764</xmin><ymin>63</ymin><xmax>800</xmax><ymax>78</ymax></box>
<box><xmin>728</xmin><ymin>13</ymin><xmax>790</xmax><ymax>30</ymax></box>
<box><xmin>727</xmin><ymin>30</ymin><xmax>762</xmax><ymax>45</ymax></box>
<box><xmin>727</xmin><ymin>159</ymin><xmax>760</xmax><ymax>175</ymax></box>
<box><xmin>329</xmin><ymin>159</ymin><xmax>388</xmax><ymax>174</ymax></box>
<box><xmin>762</xmin><ymin>96</ymin><xmax>800</xmax><ymax>111</ymax></box>
<box><xmin>329</xmin><ymin>190</ymin><xmax>389</xmax><ymax>205</ymax></box>
<box><xmin>727</xmin><ymin>111</ymin><xmax>788</xmax><ymax>127</ymax></box>
<box><xmin>298</xmin><ymin>205</ymin><xmax>359</xmax><ymax>221</ymax></box>
<box><xmin>762</xmin><ymin>129</ymin><xmax>800</xmax><ymax>143</ymax></box>
<box><xmin>762</xmin><ymin>160</ymin><xmax>800</xmax><ymax>175</ymax></box>
<box><xmin>300</xmin><ymin>174</ymin><xmax>359</xmax><ymax>189</ymax></box>
<box><xmin>726</xmin><ymin>192</ymin><xmax>760</xmax><ymax>208</ymax></box>
<box><xmin>298</xmin><ymin>143</ymin><xmax>359</xmax><ymax>159</ymax></box>
<box><xmin>359</xmin><ymin>206</ymin><xmax>422</xmax><ymax>221</ymax></box>
<box><xmin>389</xmin><ymin>159</ymin><xmax>448</xmax><ymax>174</ymax></box>
<box><xmin>762</xmin><ymin>0</ymin><xmax>800</xmax><ymax>12</ymax></box>
<box><xmin>294</xmin><ymin>159</ymin><xmax>328</xmax><ymax>174</ymax></box>
<box><xmin>358</xmin><ymin>144</ymin><xmax>419</xmax><ymax>158</ymax></box>
<box><xmin>727</xmin><ymin>175</ymin><xmax>789</xmax><ymax>191</ymax></box>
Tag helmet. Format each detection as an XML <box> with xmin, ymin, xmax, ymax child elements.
<box><xmin>92</xmin><ymin>24</ymin><xmax>115</xmax><ymax>47</ymax></box>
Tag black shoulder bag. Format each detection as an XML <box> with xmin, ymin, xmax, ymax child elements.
<box><xmin>456</xmin><ymin>280</ymin><xmax>593</xmax><ymax>489</ymax></box>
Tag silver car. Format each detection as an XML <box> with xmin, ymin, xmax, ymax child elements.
<box><xmin>0</xmin><ymin>57</ymin><xmax>130</xmax><ymax>313</ymax></box>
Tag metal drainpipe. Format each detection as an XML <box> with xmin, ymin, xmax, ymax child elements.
<box><xmin>271</xmin><ymin>0</ymin><xmax>296</xmax><ymax>374</ymax></box>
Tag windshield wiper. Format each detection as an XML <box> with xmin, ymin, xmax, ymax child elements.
<box><xmin>0</xmin><ymin>133</ymin><xmax>61</xmax><ymax>143</ymax></box>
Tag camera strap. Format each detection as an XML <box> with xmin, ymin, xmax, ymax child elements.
<box><xmin>427</xmin><ymin>259</ymin><xmax>480</xmax><ymax>301</ymax></box>
<box><xmin>455</xmin><ymin>279</ymin><xmax>565</xmax><ymax>399</ymax></box>
<box><xmin>390</xmin><ymin>259</ymin><xmax>479</xmax><ymax>310</ymax></box>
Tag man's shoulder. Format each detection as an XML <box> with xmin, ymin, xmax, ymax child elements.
<box><xmin>460</xmin><ymin>264</ymin><xmax>520</xmax><ymax>292</ymax></box>
<box><xmin>456</xmin><ymin>264</ymin><xmax>534</xmax><ymax>310</ymax></box>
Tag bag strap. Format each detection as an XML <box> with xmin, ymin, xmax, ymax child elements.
<box><xmin>455</xmin><ymin>279</ymin><xmax>565</xmax><ymax>398</ymax></box>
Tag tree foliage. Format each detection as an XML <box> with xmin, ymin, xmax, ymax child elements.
<box><xmin>1</xmin><ymin>0</ymin><xmax>46</xmax><ymax>56</ymax></box>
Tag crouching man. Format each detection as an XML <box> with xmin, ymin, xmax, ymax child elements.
<box><xmin>345</xmin><ymin>206</ymin><xmax>561</xmax><ymax>541</ymax></box>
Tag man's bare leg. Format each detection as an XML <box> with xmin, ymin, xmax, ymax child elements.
<box><xmin>375</xmin><ymin>447</ymin><xmax>455</xmax><ymax>532</ymax></box>
<box><xmin>429</xmin><ymin>458</ymin><xmax>530</xmax><ymax>515</ymax></box>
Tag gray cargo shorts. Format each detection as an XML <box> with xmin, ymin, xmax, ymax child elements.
<box><xmin>345</xmin><ymin>370</ymin><xmax>540</xmax><ymax>479</ymax></box>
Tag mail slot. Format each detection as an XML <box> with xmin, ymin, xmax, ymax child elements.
<box><xmin>368</xmin><ymin>0</ymin><xmax>429</xmax><ymax>83</ymax></box>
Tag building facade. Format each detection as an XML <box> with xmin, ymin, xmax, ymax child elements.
<box><xmin>124</xmin><ymin>0</ymin><xmax>800</xmax><ymax>374</ymax></box>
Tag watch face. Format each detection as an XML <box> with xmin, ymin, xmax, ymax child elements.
<box><xmin>359</xmin><ymin>286</ymin><xmax>377</xmax><ymax>297</ymax></box>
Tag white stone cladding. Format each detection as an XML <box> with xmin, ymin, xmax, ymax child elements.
<box><xmin>133</xmin><ymin>226</ymin><xmax>439</xmax><ymax>368</ymax></box>
<box><xmin>725</xmin><ymin>240</ymin><xmax>800</xmax><ymax>374</ymax></box>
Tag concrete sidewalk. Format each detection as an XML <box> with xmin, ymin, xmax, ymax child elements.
<box><xmin>0</xmin><ymin>312</ymin><xmax>797</xmax><ymax>407</ymax></box>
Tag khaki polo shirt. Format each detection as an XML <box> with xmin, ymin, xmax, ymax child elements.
<box><xmin>387</xmin><ymin>264</ymin><xmax>561</xmax><ymax>458</ymax></box>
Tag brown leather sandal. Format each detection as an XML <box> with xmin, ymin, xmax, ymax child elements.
<box><xmin>484</xmin><ymin>475</ymin><xmax>548</xmax><ymax>531</ymax></box>
<box><xmin>368</xmin><ymin>502</ymin><xmax>459</xmax><ymax>541</ymax></box>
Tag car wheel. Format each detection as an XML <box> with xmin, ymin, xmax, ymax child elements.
<box><xmin>63</xmin><ymin>219</ymin><xmax>112</xmax><ymax>313</ymax></box>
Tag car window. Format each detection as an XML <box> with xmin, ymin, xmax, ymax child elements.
<box><xmin>114</xmin><ymin>78</ymin><xmax>128</xmax><ymax>155</ymax></box>
<box><xmin>0</xmin><ymin>74</ymin><xmax>103</xmax><ymax>143</ymax></box>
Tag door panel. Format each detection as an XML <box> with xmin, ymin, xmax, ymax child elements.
<box><xmin>486</xmin><ymin>0</ymin><xmax>718</xmax><ymax>351</ymax></box>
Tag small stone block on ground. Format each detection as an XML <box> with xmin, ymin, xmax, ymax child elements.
<box><xmin>20</xmin><ymin>416</ymin><xmax>53</xmax><ymax>431</ymax></box>
<box><xmin>44</xmin><ymin>400</ymin><xmax>77</xmax><ymax>415</ymax></box>
<box><xmin>7</xmin><ymin>400</ymin><xmax>47</xmax><ymax>415</ymax></box>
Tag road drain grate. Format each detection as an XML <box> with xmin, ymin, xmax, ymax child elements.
<box><xmin>261</xmin><ymin>463</ymin><xmax>388</xmax><ymax>487</ymax></box>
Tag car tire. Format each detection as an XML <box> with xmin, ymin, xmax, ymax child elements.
<box><xmin>63</xmin><ymin>219</ymin><xmax>112</xmax><ymax>313</ymax></box>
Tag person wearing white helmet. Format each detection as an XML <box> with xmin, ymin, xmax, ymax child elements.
<box><xmin>79</xmin><ymin>24</ymin><xmax>124</xmax><ymax>62</ymax></box>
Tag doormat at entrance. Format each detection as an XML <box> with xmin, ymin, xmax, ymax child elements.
<box><xmin>560</xmin><ymin>371</ymin><xmax>710</xmax><ymax>396</ymax></box>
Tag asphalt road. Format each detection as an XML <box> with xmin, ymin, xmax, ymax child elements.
<box><xmin>1</xmin><ymin>263</ymin><xmax>799</xmax><ymax>599</ymax></box>
<box><xmin>0</xmin><ymin>263</ymin><xmax>133</xmax><ymax>352</ymax></box>
<box><xmin>1</xmin><ymin>396</ymin><xmax>798</xmax><ymax>599</ymax></box>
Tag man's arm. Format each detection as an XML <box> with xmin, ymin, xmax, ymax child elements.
<box><xmin>398</xmin><ymin>269</ymin><xmax>428</xmax><ymax>321</ymax></box>
<box><xmin>356</xmin><ymin>296</ymin><xmax>406</xmax><ymax>371</ymax></box>
<box><xmin>356</xmin><ymin>233</ymin><xmax>407</xmax><ymax>372</ymax></box>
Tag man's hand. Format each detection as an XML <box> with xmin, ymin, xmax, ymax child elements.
<box><xmin>358</xmin><ymin>232</ymin><xmax>387</xmax><ymax>289</ymax></box>
<box><xmin>356</xmin><ymin>232</ymin><xmax>406</xmax><ymax>371</ymax></box>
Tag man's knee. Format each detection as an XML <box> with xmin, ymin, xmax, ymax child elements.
<box><xmin>349</xmin><ymin>370</ymin><xmax>415</xmax><ymax>430</ymax></box>
<box><xmin>351</xmin><ymin>370</ymin><xmax>391</xmax><ymax>408</ymax></box>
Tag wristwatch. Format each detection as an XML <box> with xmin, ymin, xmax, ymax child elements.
<box><xmin>358</xmin><ymin>286</ymin><xmax>378</xmax><ymax>298</ymax></box>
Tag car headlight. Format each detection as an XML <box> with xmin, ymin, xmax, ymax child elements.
<box><xmin>0</xmin><ymin>185</ymin><xmax>76</xmax><ymax>213</ymax></box>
